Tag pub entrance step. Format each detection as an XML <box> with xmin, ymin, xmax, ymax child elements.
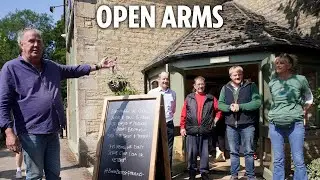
<box><xmin>172</xmin><ymin>157</ymin><xmax>264</xmax><ymax>180</ymax></box>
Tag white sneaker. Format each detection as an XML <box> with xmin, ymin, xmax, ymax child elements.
<box><xmin>216</xmin><ymin>148</ymin><xmax>226</xmax><ymax>162</ymax></box>
<box><xmin>215</xmin><ymin>147</ymin><xmax>222</xmax><ymax>159</ymax></box>
<box><xmin>16</xmin><ymin>170</ymin><xmax>22</xmax><ymax>179</ymax></box>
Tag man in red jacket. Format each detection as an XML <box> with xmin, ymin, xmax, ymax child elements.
<box><xmin>180</xmin><ymin>76</ymin><xmax>222</xmax><ymax>180</ymax></box>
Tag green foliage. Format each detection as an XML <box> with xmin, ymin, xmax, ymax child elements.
<box><xmin>314</xmin><ymin>88</ymin><xmax>320</xmax><ymax>105</ymax></box>
<box><xmin>114</xmin><ymin>86</ymin><xmax>138</xmax><ymax>96</ymax></box>
<box><xmin>0</xmin><ymin>9</ymin><xmax>54</xmax><ymax>66</ymax></box>
<box><xmin>50</xmin><ymin>15</ymin><xmax>66</xmax><ymax>64</ymax></box>
<box><xmin>50</xmin><ymin>16</ymin><xmax>67</xmax><ymax>101</ymax></box>
<box><xmin>108</xmin><ymin>74</ymin><xmax>138</xmax><ymax>96</ymax></box>
<box><xmin>307</xmin><ymin>158</ymin><xmax>320</xmax><ymax>179</ymax></box>
<box><xmin>0</xmin><ymin>10</ymin><xmax>67</xmax><ymax>101</ymax></box>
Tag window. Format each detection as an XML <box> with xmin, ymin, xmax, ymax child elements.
<box><xmin>151</xmin><ymin>81</ymin><xmax>158</xmax><ymax>89</ymax></box>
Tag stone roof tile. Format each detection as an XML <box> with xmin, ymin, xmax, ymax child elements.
<box><xmin>142</xmin><ymin>1</ymin><xmax>320</xmax><ymax>72</ymax></box>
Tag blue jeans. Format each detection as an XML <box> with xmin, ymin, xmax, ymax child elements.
<box><xmin>269</xmin><ymin>121</ymin><xmax>307</xmax><ymax>180</ymax></box>
<box><xmin>227</xmin><ymin>124</ymin><xmax>255</xmax><ymax>179</ymax></box>
<box><xmin>19</xmin><ymin>133</ymin><xmax>61</xmax><ymax>180</ymax></box>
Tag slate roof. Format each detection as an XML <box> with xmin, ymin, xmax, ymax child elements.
<box><xmin>142</xmin><ymin>1</ymin><xmax>320</xmax><ymax>72</ymax></box>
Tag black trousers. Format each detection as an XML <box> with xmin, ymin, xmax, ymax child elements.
<box><xmin>187</xmin><ymin>135</ymin><xmax>210</xmax><ymax>174</ymax></box>
<box><xmin>210</xmin><ymin>118</ymin><xmax>226</xmax><ymax>154</ymax></box>
<box><xmin>167</xmin><ymin>121</ymin><xmax>174</xmax><ymax>171</ymax></box>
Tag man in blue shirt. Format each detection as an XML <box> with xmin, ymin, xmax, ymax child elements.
<box><xmin>0</xmin><ymin>28</ymin><xmax>115</xmax><ymax>180</ymax></box>
<box><xmin>148</xmin><ymin>72</ymin><xmax>176</xmax><ymax>175</ymax></box>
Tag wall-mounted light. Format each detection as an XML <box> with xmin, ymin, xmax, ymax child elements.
<box><xmin>50</xmin><ymin>5</ymin><xmax>64</xmax><ymax>13</ymax></box>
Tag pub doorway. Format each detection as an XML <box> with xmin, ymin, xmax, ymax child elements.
<box><xmin>184</xmin><ymin>63</ymin><xmax>261</xmax><ymax>173</ymax></box>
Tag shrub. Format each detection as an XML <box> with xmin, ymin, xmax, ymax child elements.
<box><xmin>314</xmin><ymin>88</ymin><xmax>320</xmax><ymax>105</ymax></box>
<box><xmin>307</xmin><ymin>158</ymin><xmax>320</xmax><ymax>179</ymax></box>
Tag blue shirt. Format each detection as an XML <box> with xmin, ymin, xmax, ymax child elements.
<box><xmin>148</xmin><ymin>87</ymin><xmax>176</xmax><ymax>123</ymax></box>
<box><xmin>0</xmin><ymin>56</ymin><xmax>91</xmax><ymax>135</ymax></box>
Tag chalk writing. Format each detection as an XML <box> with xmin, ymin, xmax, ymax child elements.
<box><xmin>97</xmin><ymin>99</ymin><xmax>156</xmax><ymax>180</ymax></box>
<box><xmin>104</xmin><ymin>168</ymin><xmax>144</xmax><ymax>177</ymax></box>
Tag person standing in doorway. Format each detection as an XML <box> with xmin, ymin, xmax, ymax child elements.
<box><xmin>208</xmin><ymin>86</ymin><xmax>226</xmax><ymax>162</ymax></box>
<box><xmin>218</xmin><ymin>66</ymin><xmax>261</xmax><ymax>180</ymax></box>
<box><xmin>148</xmin><ymin>72</ymin><xmax>176</xmax><ymax>175</ymax></box>
<box><xmin>0</xmin><ymin>27</ymin><xmax>116</xmax><ymax>180</ymax></box>
<box><xmin>268</xmin><ymin>53</ymin><xmax>313</xmax><ymax>180</ymax></box>
<box><xmin>180</xmin><ymin>76</ymin><xmax>222</xmax><ymax>180</ymax></box>
<box><xmin>214</xmin><ymin>117</ymin><xmax>226</xmax><ymax>162</ymax></box>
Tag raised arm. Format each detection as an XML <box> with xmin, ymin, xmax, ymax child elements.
<box><xmin>59</xmin><ymin>57</ymin><xmax>116</xmax><ymax>80</ymax></box>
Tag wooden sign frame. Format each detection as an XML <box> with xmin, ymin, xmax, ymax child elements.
<box><xmin>93</xmin><ymin>94</ymin><xmax>171</xmax><ymax>180</ymax></box>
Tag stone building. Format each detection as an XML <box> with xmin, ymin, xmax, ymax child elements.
<box><xmin>143</xmin><ymin>1</ymin><xmax>320</xmax><ymax>179</ymax></box>
<box><xmin>64</xmin><ymin>0</ymin><xmax>320</xmax><ymax>178</ymax></box>
<box><xmin>64</xmin><ymin>0</ymin><xmax>220</xmax><ymax>166</ymax></box>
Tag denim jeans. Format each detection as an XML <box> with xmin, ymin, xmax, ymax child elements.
<box><xmin>186</xmin><ymin>135</ymin><xmax>209</xmax><ymax>175</ymax></box>
<box><xmin>226</xmin><ymin>124</ymin><xmax>255</xmax><ymax>179</ymax></box>
<box><xmin>269</xmin><ymin>121</ymin><xmax>307</xmax><ymax>180</ymax></box>
<box><xmin>19</xmin><ymin>133</ymin><xmax>61</xmax><ymax>180</ymax></box>
<box><xmin>167</xmin><ymin>121</ymin><xmax>174</xmax><ymax>172</ymax></box>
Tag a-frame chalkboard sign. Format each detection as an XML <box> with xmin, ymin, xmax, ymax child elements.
<box><xmin>93</xmin><ymin>94</ymin><xmax>171</xmax><ymax>180</ymax></box>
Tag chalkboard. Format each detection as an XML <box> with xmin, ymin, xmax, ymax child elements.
<box><xmin>93</xmin><ymin>95</ymin><xmax>171</xmax><ymax>180</ymax></box>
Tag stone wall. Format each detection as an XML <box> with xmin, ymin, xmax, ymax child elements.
<box><xmin>69</xmin><ymin>0</ymin><xmax>319</xmax><ymax>166</ymax></box>
<box><xmin>72</xmin><ymin>0</ymin><xmax>220</xmax><ymax>165</ymax></box>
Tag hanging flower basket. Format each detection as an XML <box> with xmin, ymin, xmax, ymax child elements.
<box><xmin>107</xmin><ymin>64</ymin><xmax>137</xmax><ymax>95</ymax></box>
<box><xmin>107</xmin><ymin>78</ymin><xmax>128</xmax><ymax>92</ymax></box>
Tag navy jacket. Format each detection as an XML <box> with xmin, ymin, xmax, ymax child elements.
<box><xmin>0</xmin><ymin>56</ymin><xmax>91</xmax><ymax>135</ymax></box>
<box><xmin>221</xmin><ymin>81</ymin><xmax>260</xmax><ymax>127</ymax></box>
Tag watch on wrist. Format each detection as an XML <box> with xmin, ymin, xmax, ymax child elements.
<box><xmin>95</xmin><ymin>64</ymin><xmax>101</xmax><ymax>70</ymax></box>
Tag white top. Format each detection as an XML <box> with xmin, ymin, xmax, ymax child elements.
<box><xmin>148</xmin><ymin>87</ymin><xmax>176</xmax><ymax>123</ymax></box>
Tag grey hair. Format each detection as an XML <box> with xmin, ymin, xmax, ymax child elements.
<box><xmin>17</xmin><ymin>28</ymin><xmax>43</xmax><ymax>44</ymax></box>
<box><xmin>158</xmin><ymin>72</ymin><xmax>169</xmax><ymax>79</ymax></box>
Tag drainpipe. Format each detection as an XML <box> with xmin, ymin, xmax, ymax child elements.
<box><xmin>143</xmin><ymin>72</ymin><xmax>148</xmax><ymax>94</ymax></box>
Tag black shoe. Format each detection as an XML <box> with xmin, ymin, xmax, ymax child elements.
<box><xmin>189</xmin><ymin>171</ymin><xmax>196</xmax><ymax>180</ymax></box>
<box><xmin>201</xmin><ymin>172</ymin><xmax>210</xmax><ymax>180</ymax></box>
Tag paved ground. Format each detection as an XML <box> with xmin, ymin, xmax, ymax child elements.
<box><xmin>0</xmin><ymin>138</ymin><xmax>264</xmax><ymax>180</ymax></box>
<box><xmin>173</xmin><ymin>158</ymin><xmax>264</xmax><ymax>180</ymax></box>
<box><xmin>0</xmin><ymin>139</ymin><xmax>92</xmax><ymax>180</ymax></box>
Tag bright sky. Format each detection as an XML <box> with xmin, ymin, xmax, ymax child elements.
<box><xmin>0</xmin><ymin>0</ymin><xmax>64</xmax><ymax>24</ymax></box>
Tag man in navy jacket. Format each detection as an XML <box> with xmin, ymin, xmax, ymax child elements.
<box><xmin>0</xmin><ymin>28</ymin><xmax>115</xmax><ymax>180</ymax></box>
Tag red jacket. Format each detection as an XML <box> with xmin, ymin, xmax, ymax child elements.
<box><xmin>180</xmin><ymin>93</ymin><xmax>222</xmax><ymax>129</ymax></box>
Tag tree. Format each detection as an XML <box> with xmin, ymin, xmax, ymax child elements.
<box><xmin>50</xmin><ymin>16</ymin><xmax>67</xmax><ymax>102</ymax></box>
<box><xmin>0</xmin><ymin>10</ymin><xmax>67</xmax><ymax>101</ymax></box>
<box><xmin>0</xmin><ymin>32</ymin><xmax>10</xmax><ymax>67</ymax></box>
<box><xmin>50</xmin><ymin>16</ymin><xmax>66</xmax><ymax>65</ymax></box>
<box><xmin>0</xmin><ymin>9</ymin><xmax>54</xmax><ymax>67</ymax></box>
